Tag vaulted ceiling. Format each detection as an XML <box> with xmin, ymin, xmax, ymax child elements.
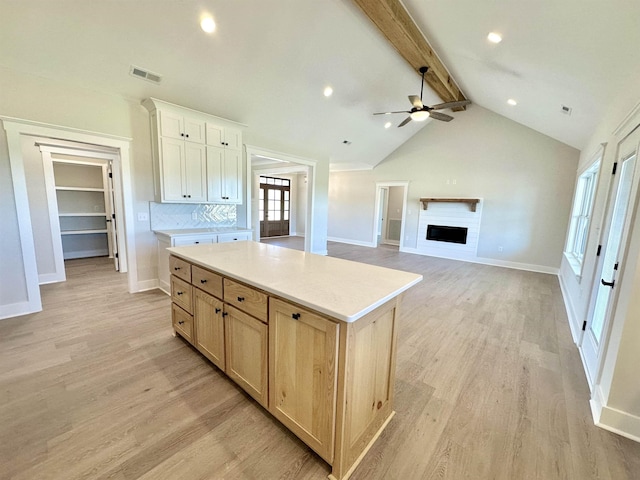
<box><xmin>1</xmin><ymin>1</ymin><xmax>639</xmax><ymax>169</ymax></box>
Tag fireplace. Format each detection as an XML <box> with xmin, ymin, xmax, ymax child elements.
<box><xmin>426</xmin><ymin>224</ymin><xmax>468</xmax><ymax>244</ymax></box>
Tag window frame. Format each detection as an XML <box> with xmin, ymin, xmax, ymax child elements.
<box><xmin>564</xmin><ymin>158</ymin><xmax>601</xmax><ymax>277</ymax></box>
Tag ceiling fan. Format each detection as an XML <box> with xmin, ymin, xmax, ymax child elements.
<box><xmin>374</xmin><ymin>66</ymin><xmax>471</xmax><ymax>127</ymax></box>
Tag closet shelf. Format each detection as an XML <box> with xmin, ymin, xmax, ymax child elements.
<box><xmin>56</xmin><ymin>186</ymin><xmax>105</xmax><ymax>192</ymax></box>
<box><xmin>58</xmin><ymin>212</ymin><xmax>107</xmax><ymax>217</ymax></box>
<box><xmin>61</xmin><ymin>229</ymin><xmax>108</xmax><ymax>235</ymax></box>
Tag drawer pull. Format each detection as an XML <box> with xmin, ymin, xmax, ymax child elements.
<box><xmin>200</xmin><ymin>279</ymin><xmax>207</xmax><ymax>283</ymax></box>
<box><xmin>215</xmin><ymin>308</ymin><xmax>221</xmax><ymax>314</ymax></box>
<box><xmin>237</xmin><ymin>296</ymin><xmax>245</xmax><ymax>302</ymax></box>
<box><xmin>178</xmin><ymin>320</ymin><xmax>184</xmax><ymax>325</ymax></box>
<box><xmin>194</xmin><ymin>241</ymin><xmax>200</xmax><ymax>244</ymax></box>
<box><xmin>174</xmin><ymin>267</ymin><xmax>181</xmax><ymax>270</ymax></box>
<box><xmin>222</xmin><ymin>312</ymin><xmax>228</xmax><ymax>317</ymax></box>
<box><xmin>292</xmin><ymin>313</ymin><xmax>301</xmax><ymax>320</ymax></box>
<box><xmin>176</xmin><ymin>291</ymin><xmax>183</xmax><ymax>296</ymax></box>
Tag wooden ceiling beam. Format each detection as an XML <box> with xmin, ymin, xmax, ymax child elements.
<box><xmin>351</xmin><ymin>0</ymin><xmax>467</xmax><ymax>109</ymax></box>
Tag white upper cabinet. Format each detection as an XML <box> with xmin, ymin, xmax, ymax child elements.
<box><xmin>143</xmin><ymin>98</ymin><xmax>245</xmax><ymax>204</ymax></box>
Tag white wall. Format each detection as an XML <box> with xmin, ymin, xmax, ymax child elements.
<box><xmin>329</xmin><ymin>105</ymin><xmax>579</xmax><ymax>270</ymax></box>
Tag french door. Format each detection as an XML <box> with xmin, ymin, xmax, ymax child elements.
<box><xmin>259</xmin><ymin>176</ymin><xmax>290</xmax><ymax>237</ymax></box>
<box><xmin>582</xmin><ymin>126</ymin><xmax>640</xmax><ymax>386</ymax></box>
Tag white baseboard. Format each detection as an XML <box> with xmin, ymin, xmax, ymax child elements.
<box><xmin>63</xmin><ymin>249</ymin><xmax>109</xmax><ymax>260</ymax></box>
<box><xmin>591</xmin><ymin>386</ymin><xmax>640</xmax><ymax>442</ymax></box>
<box><xmin>327</xmin><ymin>236</ymin><xmax>376</xmax><ymax>248</ymax></box>
<box><xmin>135</xmin><ymin>279</ymin><xmax>160</xmax><ymax>293</ymax></box>
<box><xmin>399</xmin><ymin>247</ymin><xmax>559</xmax><ymax>275</ymax></box>
<box><xmin>0</xmin><ymin>301</ymin><xmax>41</xmax><ymax>320</ymax></box>
<box><xmin>38</xmin><ymin>271</ymin><xmax>65</xmax><ymax>285</ymax></box>
<box><xmin>558</xmin><ymin>273</ymin><xmax>583</xmax><ymax>345</ymax></box>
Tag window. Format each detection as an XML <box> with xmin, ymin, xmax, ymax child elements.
<box><xmin>565</xmin><ymin>159</ymin><xmax>600</xmax><ymax>276</ymax></box>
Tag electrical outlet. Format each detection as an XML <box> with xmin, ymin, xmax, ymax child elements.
<box><xmin>137</xmin><ymin>212</ymin><xmax>148</xmax><ymax>222</ymax></box>
<box><xmin>498</xmin><ymin>246</ymin><xmax>504</xmax><ymax>252</ymax></box>
<box><xmin>191</xmin><ymin>212</ymin><xmax>198</xmax><ymax>221</ymax></box>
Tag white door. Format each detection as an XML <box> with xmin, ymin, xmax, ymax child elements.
<box><xmin>105</xmin><ymin>162</ymin><xmax>119</xmax><ymax>271</ymax></box>
<box><xmin>582</xmin><ymin>127</ymin><xmax>640</xmax><ymax>386</ymax></box>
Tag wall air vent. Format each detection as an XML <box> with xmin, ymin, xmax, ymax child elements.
<box><xmin>129</xmin><ymin>65</ymin><xmax>162</xmax><ymax>84</ymax></box>
<box><xmin>561</xmin><ymin>104</ymin><xmax>572</xmax><ymax>115</ymax></box>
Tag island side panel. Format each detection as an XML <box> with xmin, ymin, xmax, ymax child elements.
<box><xmin>330</xmin><ymin>296</ymin><xmax>400</xmax><ymax>480</ymax></box>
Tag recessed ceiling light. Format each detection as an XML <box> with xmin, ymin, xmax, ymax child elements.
<box><xmin>323</xmin><ymin>86</ymin><xmax>333</xmax><ymax>97</ymax></box>
<box><xmin>201</xmin><ymin>16</ymin><xmax>216</xmax><ymax>33</ymax></box>
<box><xmin>507</xmin><ymin>98</ymin><xmax>517</xmax><ymax>106</ymax></box>
<box><xmin>487</xmin><ymin>32</ymin><xmax>502</xmax><ymax>44</ymax></box>
<box><xmin>384</xmin><ymin>122</ymin><xmax>392</xmax><ymax>129</ymax></box>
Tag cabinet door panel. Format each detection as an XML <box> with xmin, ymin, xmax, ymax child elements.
<box><xmin>160</xmin><ymin>138</ymin><xmax>185</xmax><ymax>201</ymax></box>
<box><xmin>225</xmin><ymin>126</ymin><xmax>243</xmax><ymax>150</ymax></box>
<box><xmin>206</xmin><ymin>146</ymin><xmax>224</xmax><ymax>202</ymax></box>
<box><xmin>194</xmin><ymin>289</ymin><xmax>225</xmax><ymax>370</ymax></box>
<box><xmin>159</xmin><ymin>111</ymin><xmax>184</xmax><ymax>140</ymax></box>
<box><xmin>225</xmin><ymin>305</ymin><xmax>268</xmax><ymax>407</ymax></box>
<box><xmin>184</xmin><ymin>143</ymin><xmax>207</xmax><ymax>202</ymax></box>
<box><xmin>171</xmin><ymin>275</ymin><xmax>193</xmax><ymax>314</ymax></box>
<box><xmin>223</xmin><ymin>149</ymin><xmax>243</xmax><ymax>204</ymax></box>
<box><xmin>269</xmin><ymin>298</ymin><xmax>339</xmax><ymax>463</ymax></box>
<box><xmin>172</xmin><ymin>303</ymin><xmax>194</xmax><ymax>344</ymax></box>
<box><xmin>205</xmin><ymin>122</ymin><xmax>224</xmax><ymax>147</ymax></box>
<box><xmin>183</xmin><ymin>118</ymin><xmax>206</xmax><ymax>144</ymax></box>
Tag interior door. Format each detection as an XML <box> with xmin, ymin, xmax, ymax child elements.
<box><xmin>582</xmin><ymin>127</ymin><xmax>640</xmax><ymax>386</ymax></box>
<box><xmin>105</xmin><ymin>162</ymin><xmax>119</xmax><ymax>271</ymax></box>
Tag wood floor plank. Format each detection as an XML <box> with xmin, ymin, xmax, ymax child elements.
<box><xmin>1</xmin><ymin>245</ymin><xmax>639</xmax><ymax>479</ymax></box>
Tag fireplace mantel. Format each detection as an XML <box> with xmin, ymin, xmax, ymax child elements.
<box><xmin>419</xmin><ymin>198</ymin><xmax>480</xmax><ymax>212</ymax></box>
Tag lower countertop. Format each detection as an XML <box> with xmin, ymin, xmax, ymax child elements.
<box><xmin>168</xmin><ymin>241</ymin><xmax>422</xmax><ymax>323</ymax></box>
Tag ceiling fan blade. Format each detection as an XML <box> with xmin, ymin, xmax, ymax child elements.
<box><xmin>398</xmin><ymin>116</ymin><xmax>412</xmax><ymax>127</ymax></box>
<box><xmin>429</xmin><ymin>100</ymin><xmax>472</xmax><ymax>111</ymax></box>
<box><xmin>428</xmin><ymin>111</ymin><xmax>454</xmax><ymax>122</ymax></box>
<box><xmin>409</xmin><ymin>95</ymin><xmax>423</xmax><ymax>109</ymax></box>
<box><xmin>373</xmin><ymin>110</ymin><xmax>410</xmax><ymax>115</ymax></box>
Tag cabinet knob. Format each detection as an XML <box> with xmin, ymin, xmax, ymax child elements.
<box><xmin>222</xmin><ymin>311</ymin><xmax>228</xmax><ymax>317</ymax></box>
<box><xmin>194</xmin><ymin>241</ymin><xmax>200</xmax><ymax>244</ymax></box>
<box><xmin>187</xmin><ymin>195</ymin><xmax>191</xmax><ymax>198</ymax></box>
<box><xmin>220</xmin><ymin>141</ymin><xmax>224</xmax><ymax>146</ymax></box>
<box><xmin>178</xmin><ymin>320</ymin><xmax>184</xmax><ymax>325</ymax></box>
<box><xmin>183</xmin><ymin>195</ymin><xmax>187</xmax><ymax>198</ymax></box>
<box><xmin>181</xmin><ymin>133</ymin><xmax>184</xmax><ymax>137</ymax></box>
<box><xmin>237</xmin><ymin>296</ymin><xmax>245</xmax><ymax>302</ymax></box>
<box><xmin>176</xmin><ymin>291</ymin><xmax>183</xmax><ymax>296</ymax></box>
<box><xmin>186</xmin><ymin>134</ymin><xmax>189</xmax><ymax>138</ymax></box>
<box><xmin>292</xmin><ymin>313</ymin><xmax>300</xmax><ymax>320</ymax></box>
<box><xmin>200</xmin><ymin>278</ymin><xmax>207</xmax><ymax>283</ymax></box>
<box><xmin>215</xmin><ymin>308</ymin><xmax>221</xmax><ymax>314</ymax></box>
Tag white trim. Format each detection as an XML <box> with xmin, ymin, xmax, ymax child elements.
<box><xmin>63</xmin><ymin>249</ymin><xmax>109</xmax><ymax>260</ymax></box>
<box><xmin>591</xmin><ymin>385</ymin><xmax>640</xmax><ymax>442</ymax></box>
<box><xmin>246</xmin><ymin>145</ymin><xmax>319</xmax><ymax>254</ymax></box>
<box><xmin>613</xmin><ymin>101</ymin><xmax>640</xmax><ymax>137</ymax></box>
<box><xmin>327</xmin><ymin>236</ymin><xmax>376</xmax><ymax>248</ymax></box>
<box><xmin>136</xmin><ymin>279</ymin><xmax>161</xmax><ymax>292</ymax></box>
<box><xmin>0</xmin><ymin>302</ymin><xmax>36</xmax><ymax>321</ymax></box>
<box><xmin>558</xmin><ymin>271</ymin><xmax>583</xmax><ymax>345</ymax></box>
<box><xmin>399</xmin><ymin>247</ymin><xmax>559</xmax><ymax>274</ymax></box>
<box><xmin>1</xmin><ymin>117</ymin><xmax>140</xmax><ymax>320</ymax></box>
<box><xmin>38</xmin><ymin>273</ymin><xmax>65</xmax><ymax>285</ymax></box>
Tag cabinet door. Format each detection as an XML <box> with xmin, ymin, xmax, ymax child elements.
<box><xmin>269</xmin><ymin>298</ymin><xmax>339</xmax><ymax>463</ymax></box>
<box><xmin>183</xmin><ymin>117</ymin><xmax>206</xmax><ymax>144</ymax></box>
<box><xmin>159</xmin><ymin>111</ymin><xmax>184</xmax><ymax>140</ymax></box>
<box><xmin>160</xmin><ymin>138</ymin><xmax>185</xmax><ymax>202</ymax></box>
<box><xmin>224</xmin><ymin>126</ymin><xmax>243</xmax><ymax>151</ymax></box>
<box><xmin>194</xmin><ymin>289</ymin><xmax>225</xmax><ymax>370</ymax></box>
<box><xmin>225</xmin><ymin>305</ymin><xmax>268</xmax><ymax>407</ymax></box>
<box><xmin>205</xmin><ymin>122</ymin><xmax>225</xmax><ymax>147</ymax></box>
<box><xmin>172</xmin><ymin>303</ymin><xmax>194</xmax><ymax>344</ymax></box>
<box><xmin>184</xmin><ymin>143</ymin><xmax>207</xmax><ymax>202</ymax></box>
<box><xmin>223</xmin><ymin>149</ymin><xmax>243</xmax><ymax>204</ymax></box>
<box><xmin>206</xmin><ymin>146</ymin><xmax>225</xmax><ymax>202</ymax></box>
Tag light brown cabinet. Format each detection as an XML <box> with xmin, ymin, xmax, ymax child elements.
<box><xmin>194</xmin><ymin>289</ymin><xmax>225</xmax><ymax>370</ymax></box>
<box><xmin>172</xmin><ymin>303</ymin><xmax>194</xmax><ymax>344</ymax></box>
<box><xmin>269</xmin><ymin>298</ymin><xmax>339</xmax><ymax>463</ymax></box>
<box><xmin>224</xmin><ymin>304</ymin><xmax>268</xmax><ymax>407</ymax></box>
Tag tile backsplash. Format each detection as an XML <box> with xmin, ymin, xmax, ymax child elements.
<box><xmin>150</xmin><ymin>202</ymin><xmax>237</xmax><ymax>230</ymax></box>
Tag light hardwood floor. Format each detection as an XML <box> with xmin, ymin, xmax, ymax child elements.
<box><xmin>1</xmin><ymin>245</ymin><xmax>639</xmax><ymax>479</ymax></box>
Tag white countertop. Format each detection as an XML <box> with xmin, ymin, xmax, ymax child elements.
<box><xmin>154</xmin><ymin>227</ymin><xmax>252</xmax><ymax>237</ymax></box>
<box><xmin>167</xmin><ymin>241</ymin><xmax>422</xmax><ymax>323</ymax></box>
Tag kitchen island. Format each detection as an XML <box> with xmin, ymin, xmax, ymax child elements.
<box><xmin>167</xmin><ymin>241</ymin><xmax>422</xmax><ymax>480</ymax></box>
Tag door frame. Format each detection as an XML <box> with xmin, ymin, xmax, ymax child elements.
<box><xmin>2</xmin><ymin>117</ymin><xmax>136</xmax><ymax>318</ymax></box>
<box><xmin>259</xmin><ymin>176</ymin><xmax>292</xmax><ymax>238</ymax></box>
<box><xmin>372</xmin><ymin>182</ymin><xmax>409</xmax><ymax>248</ymax></box>
<box><xmin>39</xmin><ymin>144</ymin><xmax>126</xmax><ymax>283</ymax></box>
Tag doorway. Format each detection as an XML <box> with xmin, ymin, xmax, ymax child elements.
<box><xmin>581</xmin><ymin>125</ymin><xmax>640</xmax><ymax>386</ymax></box>
<box><xmin>373</xmin><ymin>182</ymin><xmax>409</xmax><ymax>248</ymax></box>
<box><xmin>259</xmin><ymin>176</ymin><xmax>291</xmax><ymax>237</ymax></box>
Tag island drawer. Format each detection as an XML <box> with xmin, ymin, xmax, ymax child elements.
<box><xmin>171</xmin><ymin>275</ymin><xmax>193</xmax><ymax>314</ymax></box>
<box><xmin>172</xmin><ymin>303</ymin><xmax>194</xmax><ymax>344</ymax></box>
<box><xmin>192</xmin><ymin>265</ymin><xmax>223</xmax><ymax>299</ymax></box>
<box><xmin>223</xmin><ymin>279</ymin><xmax>268</xmax><ymax>323</ymax></box>
<box><xmin>169</xmin><ymin>255</ymin><xmax>192</xmax><ymax>283</ymax></box>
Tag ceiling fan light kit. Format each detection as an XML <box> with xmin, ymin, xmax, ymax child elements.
<box><xmin>374</xmin><ymin>66</ymin><xmax>471</xmax><ymax>127</ymax></box>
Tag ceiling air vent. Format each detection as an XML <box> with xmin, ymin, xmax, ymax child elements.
<box><xmin>561</xmin><ymin>105</ymin><xmax>572</xmax><ymax>115</ymax></box>
<box><xmin>129</xmin><ymin>65</ymin><xmax>162</xmax><ymax>84</ymax></box>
